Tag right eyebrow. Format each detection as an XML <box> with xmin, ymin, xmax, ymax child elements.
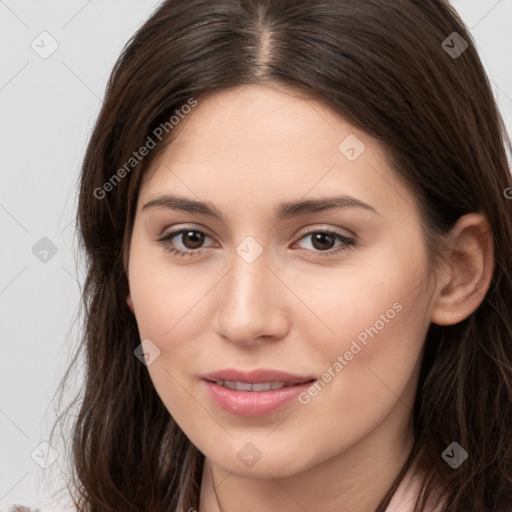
<box><xmin>142</xmin><ymin>195</ymin><xmax>226</xmax><ymax>221</ymax></box>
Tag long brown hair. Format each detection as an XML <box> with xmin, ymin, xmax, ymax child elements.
<box><xmin>49</xmin><ymin>1</ymin><xmax>512</xmax><ymax>510</ymax></box>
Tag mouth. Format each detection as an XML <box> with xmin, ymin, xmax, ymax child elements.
<box><xmin>208</xmin><ymin>380</ymin><xmax>308</xmax><ymax>391</ymax></box>
<box><xmin>201</xmin><ymin>369</ymin><xmax>316</xmax><ymax>417</ymax></box>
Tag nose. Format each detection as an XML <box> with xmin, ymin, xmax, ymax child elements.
<box><xmin>214</xmin><ymin>246</ymin><xmax>290</xmax><ymax>346</ymax></box>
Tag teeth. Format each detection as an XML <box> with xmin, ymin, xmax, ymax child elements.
<box><xmin>214</xmin><ymin>380</ymin><xmax>293</xmax><ymax>391</ymax></box>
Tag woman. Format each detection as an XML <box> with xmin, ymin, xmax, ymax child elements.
<box><xmin>42</xmin><ymin>0</ymin><xmax>512</xmax><ymax>511</ymax></box>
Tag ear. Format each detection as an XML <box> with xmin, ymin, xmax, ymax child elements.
<box><xmin>430</xmin><ymin>213</ymin><xmax>494</xmax><ymax>326</ymax></box>
<box><xmin>126</xmin><ymin>294</ymin><xmax>135</xmax><ymax>314</ymax></box>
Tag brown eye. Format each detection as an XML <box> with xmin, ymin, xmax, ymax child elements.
<box><xmin>158</xmin><ymin>228</ymin><xmax>214</xmax><ymax>257</ymax></box>
<box><xmin>179</xmin><ymin>230</ymin><xmax>206</xmax><ymax>249</ymax></box>
<box><xmin>296</xmin><ymin>230</ymin><xmax>355</xmax><ymax>254</ymax></box>
<box><xmin>310</xmin><ymin>232</ymin><xmax>337</xmax><ymax>251</ymax></box>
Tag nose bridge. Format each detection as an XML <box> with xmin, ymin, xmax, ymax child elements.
<box><xmin>214</xmin><ymin>239</ymin><xmax>288</xmax><ymax>344</ymax></box>
<box><xmin>223</xmin><ymin>244</ymin><xmax>272</xmax><ymax>318</ymax></box>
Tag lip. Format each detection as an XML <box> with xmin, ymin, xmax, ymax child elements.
<box><xmin>201</xmin><ymin>368</ymin><xmax>316</xmax><ymax>417</ymax></box>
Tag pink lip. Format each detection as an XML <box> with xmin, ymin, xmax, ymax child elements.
<box><xmin>201</xmin><ymin>368</ymin><xmax>316</xmax><ymax>417</ymax></box>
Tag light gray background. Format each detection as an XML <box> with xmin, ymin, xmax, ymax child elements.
<box><xmin>1</xmin><ymin>1</ymin><xmax>511</xmax><ymax>510</ymax></box>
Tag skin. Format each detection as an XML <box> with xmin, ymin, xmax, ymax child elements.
<box><xmin>125</xmin><ymin>84</ymin><xmax>494</xmax><ymax>512</ymax></box>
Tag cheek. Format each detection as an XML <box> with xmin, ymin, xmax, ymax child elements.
<box><xmin>286</xmin><ymin>276</ymin><xmax>429</xmax><ymax>472</ymax></box>
<box><xmin>295</xmin><ymin>241</ymin><xmax>431</xmax><ymax>411</ymax></box>
<box><xmin>128</xmin><ymin>231</ymin><xmax>213</xmax><ymax>339</ymax></box>
<box><xmin>290</xmin><ymin>239</ymin><xmax>430</xmax><ymax>356</ymax></box>
<box><xmin>127</xmin><ymin>250</ymin><xmax>215</xmax><ymax>431</ymax></box>
<box><xmin>127</xmin><ymin>239</ymin><xmax>226</xmax><ymax>394</ymax></box>
<box><xmin>324</xmin><ymin>290</ymin><xmax>427</xmax><ymax>392</ymax></box>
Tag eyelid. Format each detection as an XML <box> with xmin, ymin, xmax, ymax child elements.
<box><xmin>158</xmin><ymin>225</ymin><xmax>217</xmax><ymax>246</ymax></box>
<box><xmin>159</xmin><ymin>223</ymin><xmax>215</xmax><ymax>239</ymax></box>
<box><xmin>294</xmin><ymin>224</ymin><xmax>356</xmax><ymax>240</ymax></box>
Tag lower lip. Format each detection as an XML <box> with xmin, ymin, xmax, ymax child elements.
<box><xmin>202</xmin><ymin>380</ymin><xmax>314</xmax><ymax>417</ymax></box>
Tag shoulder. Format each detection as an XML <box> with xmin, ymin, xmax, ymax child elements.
<box><xmin>6</xmin><ymin>505</ymin><xmax>77</xmax><ymax>512</ymax></box>
<box><xmin>7</xmin><ymin>507</ymin><xmax>42</xmax><ymax>512</ymax></box>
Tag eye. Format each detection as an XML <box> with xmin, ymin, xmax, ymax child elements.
<box><xmin>158</xmin><ymin>228</ymin><xmax>215</xmax><ymax>257</ymax></box>
<box><xmin>294</xmin><ymin>229</ymin><xmax>355</xmax><ymax>255</ymax></box>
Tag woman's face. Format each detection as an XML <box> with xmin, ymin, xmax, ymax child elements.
<box><xmin>127</xmin><ymin>84</ymin><xmax>436</xmax><ymax>478</ymax></box>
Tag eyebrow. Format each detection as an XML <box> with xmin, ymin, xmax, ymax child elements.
<box><xmin>142</xmin><ymin>193</ymin><xmax>379</xmax><ymax>221</ymax></box>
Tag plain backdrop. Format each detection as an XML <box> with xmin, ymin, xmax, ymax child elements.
<box><xmin>1</xmin><ymin>1</ymin><xmax>511</xmax><ymax>509</ymax></box>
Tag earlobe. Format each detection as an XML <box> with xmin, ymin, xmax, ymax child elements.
<box><xmin>126</xmin><ymin>294</ymin><xmax>135</xmax><ymax>314</ymax></box>
<box><xmin>430</xmin><ymin>213</ymin><xmax>494</xmax><ymax>326</ymax></box>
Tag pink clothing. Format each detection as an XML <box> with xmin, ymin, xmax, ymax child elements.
<box><xmin>385</xmin><ymin>463</ymin><xmax>445</xmax><ymax>512</ymax></box>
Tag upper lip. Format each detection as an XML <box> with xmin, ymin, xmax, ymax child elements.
<box><xmin>202</xmin><ymin>368</ymin><xmax>316</xmax><ymax>384</ymax></box>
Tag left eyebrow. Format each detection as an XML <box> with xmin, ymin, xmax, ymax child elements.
<box><xmin>141</xmin><ymin>193</ymin><xmax>379</xmax><ymax>221</ymax></box>
<box><xmin>275</xmin><ymin>195</ymin><xmax>379</xmax><ymax>220</ymax></box>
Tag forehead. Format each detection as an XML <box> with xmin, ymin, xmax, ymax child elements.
<box><xmin>138</xmin><ymin>84</ymin><xmax>417</xmax><ymax>221</ymax></box>
<box><xmin>165</xmin><ymin>84</ymin><xmax>349</xmax><ymax>156</ymax></box>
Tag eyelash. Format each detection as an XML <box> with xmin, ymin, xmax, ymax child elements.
<box><xmin>157</xmin><ymin>227</ymin><xmax>356</xmax><ymax>258</ymax></box>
